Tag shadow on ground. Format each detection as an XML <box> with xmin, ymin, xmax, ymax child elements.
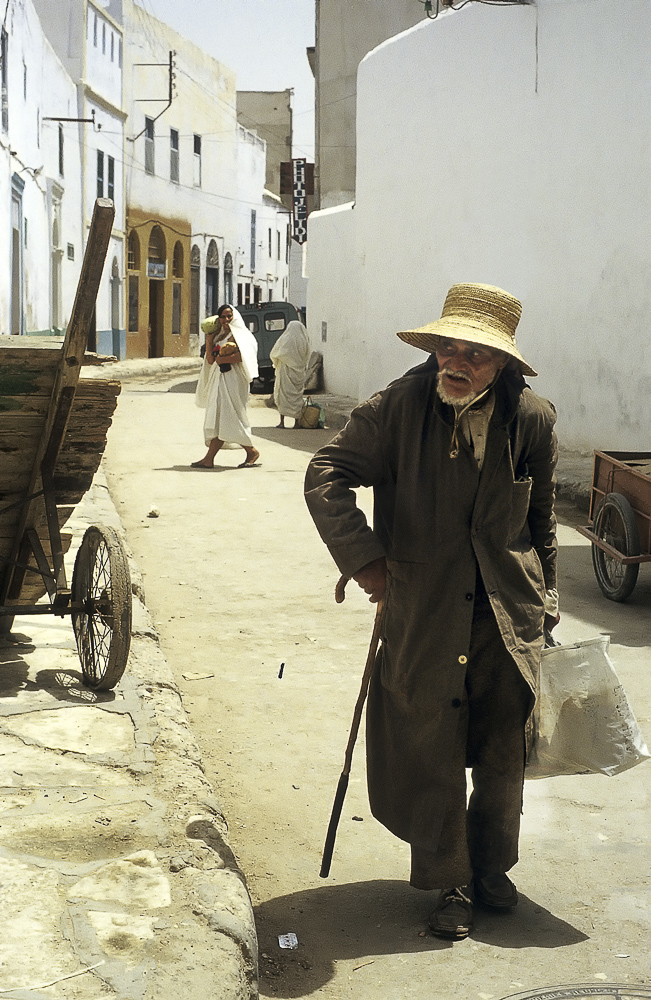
<box><xmin>0</xmin><ymin>644</ymin><xmax>113</xmax><ymax>704</ymax></box>
<box><xmin>167</xmin><ymin>379</ymin><xmax>198</xmax><ymax>393</ymax></box>
<box><xmin>254</xmin><ymin>880</ymin><xmax>587</xmax><ymax>997</ymax></box>
<box><xmin>251</xmin><ymin>425</ymin><xmax>336</xmax><ymax>455</ymax></box>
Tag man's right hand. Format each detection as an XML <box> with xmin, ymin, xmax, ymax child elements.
<box><xmin>352</xmin><ymin>557</ymin><xmax>387</xmax><ymax>603</ymax></box>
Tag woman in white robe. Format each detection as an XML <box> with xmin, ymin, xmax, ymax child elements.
<box><xmin>270</xmin><ymin>320</ymin><xmax>310</xmax><ymax>428</ymax></box>
<box><xmin>193</xmin><ymin>304</ymin><xmax>260</xmax><ymax>468</ymax></box>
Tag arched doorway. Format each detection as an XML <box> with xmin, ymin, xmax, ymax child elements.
<box><xmin>127</xmin><ymin>230</ymin><xmax>140</xmax><ymax>339</ymax></box>
<box><xmin>110</xmin><ymin>256</ymin><xmax>121</xmax><ymax>357</ymax></box>
<box><xmin>172</xmin><ymin>241</ymin><xmax>183</xmax><ymax>337</ymax></box>
<box><xmin>224</xmin><ymin>252</ymin><xmax>233</xmax><ymax>306</ymax></box>
<box><xmin>147</xmin><ymin>224</ymin><xmax>166</xmax><ymax>357</ymax></box>
<box><xmin>190</xmin><ymin>244</ymin><xmax>201</xmax><ymax>344</ymax></box>
<box><xmin>205</xmin><ymin>239</ymin><xmax>219</xmax><ymax>317</ymax></box>
<box><xmin>51</xmin><ymin>209</ymin><xmax>63</xmax><ymax>333</ymax></box>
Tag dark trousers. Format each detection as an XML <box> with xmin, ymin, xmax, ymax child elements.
<box><xmin>410</xmin><ymin>600</ymin><xmax>531</xmax><ymax>890</ymax></box>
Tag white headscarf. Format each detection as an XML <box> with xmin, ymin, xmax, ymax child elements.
<box><xmin>270</xmin><ymin>320</ymin><xmax>310</xmax><ymax>373</ymax></box>
<box><xmin>202</xmin><ymin>306</ymin><xmax>259</xmax><ymax>382</ymax></box>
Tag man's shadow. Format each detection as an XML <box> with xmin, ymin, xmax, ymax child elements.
<box><xmin>254</xmin><ymin>880</ymin><xmax>588</xmax><ymax>997</ymax></box>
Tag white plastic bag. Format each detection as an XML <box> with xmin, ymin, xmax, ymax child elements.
<box><xmin>525</xmin><ymin>636</ymin><xmax>649</xmax><ymax>779</ymax></box>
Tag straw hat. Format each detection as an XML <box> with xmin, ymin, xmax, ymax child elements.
<box><xmin>397</xmin><ymin>283</ymin><xmax>537</xmax><ymax>377</ymax></box>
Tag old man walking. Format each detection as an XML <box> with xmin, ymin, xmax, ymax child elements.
<box><xmin>305</xmin><ymin>283</ymin><xmax>559</xmax><ymax>939</ymax></box>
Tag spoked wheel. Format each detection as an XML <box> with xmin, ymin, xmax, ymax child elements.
<box><xmin>591</xmin><ymin>493</ymin><xmax>640</xmax><ymax>602</ymax></box>
<box><xmin>71</xmin><ymin>524</ymin><xmax>132</xmax><ymax>690</ymax></box>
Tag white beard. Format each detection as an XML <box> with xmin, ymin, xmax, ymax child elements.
<box><xmin>436</xmin><ymin>373</ymin><xmax>477</xmax><ymax>408</ymax></box>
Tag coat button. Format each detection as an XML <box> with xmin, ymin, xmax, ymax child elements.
<box><xmin>451</xmin><ymin>698</ymin><xmax>461</xmax><ymax>708</ymax></box>
<box><xmin>458</xmin><ymin>655</ymin><xmax>468</xmax><ymax>665</ymax></box>
<box><xmin>465</xmin><ymin>593</ymin><xmax>473</xmax><ymax>601</ymax></box>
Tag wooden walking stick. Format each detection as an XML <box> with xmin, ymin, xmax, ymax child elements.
<box><xmin>320</xmin><ymin>575</ymin><xmax>385</xmax><ymax>878</ymax></box>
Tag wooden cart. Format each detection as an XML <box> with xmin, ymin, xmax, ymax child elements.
<box><xmin>576</xmin><ymin>450</ymin><xmax>651</xmax><ymax>602</ymax></box>
<box><xmin>0</xmin><ymin>199</ymin><xmax>131</xmax><ymax>689</ymax></box>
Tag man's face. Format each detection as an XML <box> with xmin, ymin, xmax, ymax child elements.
<box><xmin>435</xmin><ymin>337</ymin><xmax>507</xmax><ymax>406</ymax></box>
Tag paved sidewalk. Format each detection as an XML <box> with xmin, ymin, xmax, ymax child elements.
<box><xmin>0</xmin><ymin>472</ymin><xmax>257</xmax><ymax>1000</ymax></box>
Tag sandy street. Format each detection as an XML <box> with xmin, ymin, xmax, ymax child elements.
<box><xmin>102</xmin><ymin>370</ymin><xmax>651</xmax><ymax>1000</ymax></box>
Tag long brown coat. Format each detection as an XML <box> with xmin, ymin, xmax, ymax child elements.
<box><xmin>304</xmin><ymin>357</ymin><xmax>558</xmax><ymax>851</ymax></box>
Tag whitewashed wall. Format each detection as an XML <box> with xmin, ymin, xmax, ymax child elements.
<box><xmin>85</xmin><ymin>2</ymin><xmax>122</xmax><ymax>111</ymax></box>
<box><xmin>308</xmin><ymin>0</ymin><xmax>651</xmax><ymax>451</ymax></box>
<box><xmin>235</xmin><ymin>127</ymin><xmax>289</xmax><ymax>302</ymax></box>
<box><xmin>0</xmin><ymin>0</ymin><xmax>82</xmax><ymax>337</ymax></box>
<box><xmin>306</xmin><ymin>202</ymin><xmax>361</xmax><ymax>398</ymax></box>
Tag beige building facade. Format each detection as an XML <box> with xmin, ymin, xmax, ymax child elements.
<box><xmin>314</xmin><ymin>0</ymin><xmax>422</xmax><ymax>208</ymax></box>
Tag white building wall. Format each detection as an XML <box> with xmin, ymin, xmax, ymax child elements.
<box><xmin>34</xmin><ymin>0</ymin><xmax>126</xmax><ymax>357</ymax></box>
<box><xmin>0</xmin><ymin>0</ymin><xmax>82</xmax><ymax>337</ymax></box>
<box><xmin>85</xmin><ymin>2</ymin><xmax>123</xmax><ymax>110</ymax></box>
<box><xmin>125</xmin><ymin>1</ymin><xmax>238</xmax><ymax>240</ymax></box>
<box><xmin>234</xmin><ymin>126</ymin><xmax>289</xmax><ymax>304</ymax></box>
<box><xmin>306</xmin><ymin>203</ymin><xmax>361</xmax><ymax>396</ymax></box>
<box><xmin>308</xmin><ymin>0</ymin><xmax>651</xmax><ymax>451</ymax></box>
<box><xmin>124</xmin><ymin>0</ymin><xmax>240</xmax><ymax>352</ymax></box>
<box><xmin>288</xmin><ymin>240</ymin><xmax>308</xmax><ymax>316</ymax></box>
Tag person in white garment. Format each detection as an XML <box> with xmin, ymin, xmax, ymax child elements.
<box><xmin>192</xmin><ymin>304</ymin><xmax>261</xmax><ymax>468</ymax></box>
<box><xmin>270</xmin><ymin>319</ymin><xmax>310</xmax><ymax>428</ymax></box>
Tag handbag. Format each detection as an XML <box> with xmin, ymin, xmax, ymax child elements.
<box><xmin>296</xmin><ymin>397</ymin><xmax>325</xmax><ymax>429</ymax></box>
<box><xmin>525</xmin><ymin>635</ymin><xmax>649</xmax><ymax>779</ymax></box>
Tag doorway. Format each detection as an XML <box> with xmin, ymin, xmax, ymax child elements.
<box><xmin>11</xmin><ymin>175</ymin><xmax>24</xmax><ymax>335</ymax></box>
<box><xmin>205</xmin><ymin>238</ymin><xmax>219</xmax><ymax>316</ymax></box>
<box><xmin>111</xmin><ymin>257</ymin><xmax>121</xmax><ymax>358</ymax></box>
<box><xmin>148</xmin><ymin>280</ymin><xmax>164</xmax><ymax>357</ymax></box>
<box><xmin>205</xmin><ymin>267</ymin><xmax>218</xmax><ymax>316</ymax></box>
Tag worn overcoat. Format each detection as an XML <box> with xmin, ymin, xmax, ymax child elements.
<box><xmin>304</xmin><ymin>357</ymin><xmax>557</xmax><ymax>852</ymax></box>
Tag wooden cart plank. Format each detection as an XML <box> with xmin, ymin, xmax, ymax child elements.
<box><xmin>0</xmin><ymin>199</ymin><xmax>115</xmax><ymax>604</ymax></box>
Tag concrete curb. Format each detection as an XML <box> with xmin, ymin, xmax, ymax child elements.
<box><xmin>79</xmin><ymin>469</ymin><xmax>259</xmax><ymax>999</ymax></box>
<box><xmin>0</xmin><ymin>467</ymin><xmax>257</xmax><ymax>1000</ymax></box>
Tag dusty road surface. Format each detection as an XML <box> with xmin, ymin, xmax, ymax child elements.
<box><xmin>102</xmin><ymin>369</ymin><xmax>651</xmax><ymax>1000</ymax></box>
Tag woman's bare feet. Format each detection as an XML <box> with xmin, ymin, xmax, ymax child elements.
<box><xmin>238</xmin><ymin>447</ymin><xmax>260</xmax><ymax>468</ymax></box>
<box><xmin>191</xmin><ymin>437</ymin><xmax>223</xmax><ymax>468</ymax></box>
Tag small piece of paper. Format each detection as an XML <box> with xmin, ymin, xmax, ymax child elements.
<box><xmin>278</xmin><ymin>932</ymin><xmax>299</xmax><ymax>950</ymax></box>
<box><xmin>182</xmin><ymin>671</ymin><xmax>215</xmax><ymax>681</ymax></box>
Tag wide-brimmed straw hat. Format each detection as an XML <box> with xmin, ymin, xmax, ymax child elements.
<box><xmin>397</xmin><ymin>283</ymin><xmax>537</xmax><ymax>377</ymax></box>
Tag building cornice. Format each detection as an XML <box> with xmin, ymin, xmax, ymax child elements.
<box><xmin>82</xmin><ymin>84</ymin><xmax>128</xmax><ymax>121</ymax></box>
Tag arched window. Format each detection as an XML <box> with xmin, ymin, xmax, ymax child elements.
<box><xmin>190</xmin><ymin>244</ymin><xmax>201</xmax><ymax>340</ymax></box>
<box><xmin>206</xmin><ymin>239</ymin><xmax>219</xmax><ymax>267</ymax></box>
<box><xmin>205</xmin><ymin>239</ymin><xmax>219</xmax><ymax>314</ymax></box>
<box><xmin>224</xmin><ymin>251</ymin><xmax>233</xmax><ymax>305</ymax></box>
<box><xmin>173</xmin><ymin>241</ymin><xmax>184</xmax><ymax>278</ymax></box>
<box><xmin>127</xmin><ymin>230</ymin><xmax>140</xmax><ymax>270</ymax></box>
<box><xmin>147</xmin><ymin>224</ymin><xmax>166</xmax><ymax>277</ymax></box>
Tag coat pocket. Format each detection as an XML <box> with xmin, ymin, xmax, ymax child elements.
<box><xmin>509</xmin><ymin>477</ymin><xmax>533</xmax><ymax>543</ymax></box>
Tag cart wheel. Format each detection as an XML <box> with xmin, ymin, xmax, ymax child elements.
<box><xmin>591</xmin><ymin>493</ymin><xmax>640</xmax><ymax>602</ymax></box>
<box><xmin>71</xmin><ymin>524</ymin><xmax>131</xmax><ymax>690</ymax></box>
